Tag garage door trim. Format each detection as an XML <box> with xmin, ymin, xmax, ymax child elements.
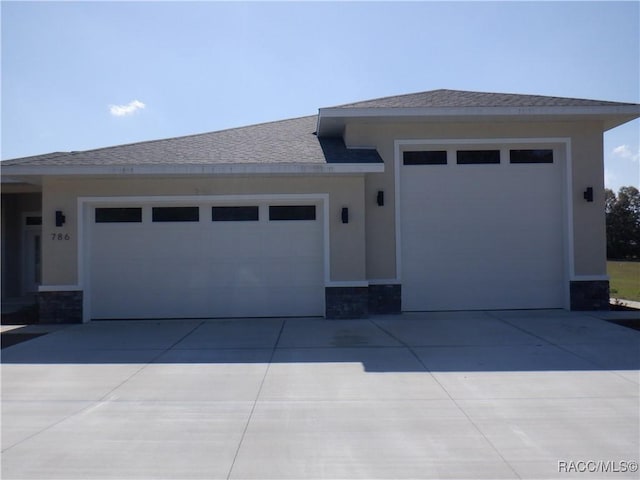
<box><xmin>393</xmin><ymin>137</ymin><xmax>573</xmax><ymax>310</ymax></box>
<box><xmin>78</xmin><ymin>193</ymin><xmax>330</xmax><ymax>322</ymax></box>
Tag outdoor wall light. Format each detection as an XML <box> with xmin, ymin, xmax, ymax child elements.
<box><xmin>376</xmin><ymin>190</ymin><xmax>384</xmax><ymax>206</ymax></box>
<box><xmin>583</xmin><ymin>187</ymin><xmax>594</xmax><ymax>203</ymax></box>
<box><xmin>55</xmin><ymin>210</ymin><xmax>66</xmax><ymax>227</ymax></box>
<box><xmin>341</xmin><ymin>207</ymin><xmax>349</xmax><ymax>224</ymax></box>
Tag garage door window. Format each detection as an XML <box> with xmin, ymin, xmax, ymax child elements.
<box><xmin>152</xmin><ymin>207</ymin><xmax>199</xmax><ymax>222</ymax></box>
<box><xmin>269</xmin><ymin>205</ymin><xmax>316</xmax><ymax>221</ymax></box>
<box><xmin>456</xmin><ymin>150</ymin><xmax>500</xmax><ymax>165</ymax></box>
<box><xmin>457</xmin><ymin>150</ymin><xmax>500</xmax><ymax>165</ymax></box>
<box><xmin>212</xmin><ymin>206</ymin><xmax>259</xmax><ymax>221</ymax></box>
<box><xmin>403</xmin><ymin>151</ymin><xmax>447</xmax><ymax>165</ymax></box>
<box><xmin>95</xmin><ymin>208</ymin><xmax>142</xmax><ymax>223</ymax></box>
<box><xmin>510</xmin><ymin>149</ymin><xmax>554</xmax><ymax>164</ymax></box>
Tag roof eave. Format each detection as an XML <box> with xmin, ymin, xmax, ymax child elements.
<box><xmin>317</xmin><ymin>105</ymin><xmax>640</xmax><ymax>136</ymax></box>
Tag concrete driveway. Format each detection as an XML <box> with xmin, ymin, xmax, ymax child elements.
<box><xmin>2</xmin><ymin>310</ymin><xmax>639</xmax><ymax>479</ymax></box>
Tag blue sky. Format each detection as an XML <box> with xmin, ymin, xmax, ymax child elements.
<box><xmin>2</xmin><ymin>1</ymin><xmax>638</xmax><ymax>191</ymax></box>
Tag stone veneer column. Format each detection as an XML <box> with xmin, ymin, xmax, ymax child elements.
<box><xmin>569</xmin><ymin>280</ymin><xmax>610</xmax><ymax>310</ymax></box>
<box><xmin>325</xmin><ymin>287</ymin><xmax>369</xmax><ymax>319</ymax></box>
<box><xmin>325</xmin><ymin>284</ymin><xmax>402</xmax><ymax>318</ymax></box>
<box><xmin>38</xmin><ymin>290</ymin><xmax>83</xmax><ymax>323</ymax></box>
<box><xmin>368</xmin><ymin>284</ymin><xmax>401</xmax><ymax>314</ymax></box>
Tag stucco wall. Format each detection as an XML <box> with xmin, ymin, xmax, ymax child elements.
<box><xmin>569</xmin><ymin>126</ymin><xmax>607</xmax><ymax>276</ymax></box>
<box><xmin>344</xmin><ymin>120</ymin><xmax>608</xmax><ymax>280</ymax></box>
<box><xmin>38</xmin><ymin>119</ymin><xmax>608</xmax><ymax>292</ymax></box>
<box><xmin>40</xmin><ymin>175</ymin><xmax>366</xmax><ymax>287</ymax></box>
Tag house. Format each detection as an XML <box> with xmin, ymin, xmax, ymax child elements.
<box><xmin>2</xmin><ymin>89</ymin><xmax>639</xmax><ymax>323</ymax></box>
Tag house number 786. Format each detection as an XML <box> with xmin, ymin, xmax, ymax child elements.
<box><xmin>51</xmin><ymin>233</ymin><xmax>71</xmax><ymax>241</ymax></box>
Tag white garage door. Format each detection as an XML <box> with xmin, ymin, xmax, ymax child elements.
<box><xmin>88</xmin><ymin>201</ymin><xmax>324</xmax><ymax>319</ymax></box>
<box><xmin>400</xmin><ymin>146</ymin><xmax>566</xmax><ymax>311</ymax></box>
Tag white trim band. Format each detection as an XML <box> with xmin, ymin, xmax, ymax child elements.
<box><xmin>3</xmin><ymin>163</ymin><xmax>384</xmax><ymax>177</ymax></box>
<box><xmin>319</xmin><ymin>104</ymin><xmax>640</xmax><ymax>119</ymax></box>
<box><xmin>571</xmin><ymin>275</ymin><xmax>610</xmax><ymax>282</ymax></box>
<box><xmin>325</xmin><ymin>281</ymin><xmax>370</xmax><ymax>288</ymax></box>
<box><xmin>38</xmin><ymin>285</ymin><xmax>82</xmax><ymax>292</ymax></box>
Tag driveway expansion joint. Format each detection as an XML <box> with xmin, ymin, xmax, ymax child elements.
<box><xmin>225</xmin><ymin>318</ymin><xmax>286</xmax><ymax>480</ymax></box>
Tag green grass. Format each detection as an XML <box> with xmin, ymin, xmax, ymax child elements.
<box><xmin>607</xmin><ymin>261</ymin><xmax>640</xmax><ymax>302</ymax></box>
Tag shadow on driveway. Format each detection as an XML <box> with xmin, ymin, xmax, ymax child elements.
<box><xmin>2</xmin><ymin>311</ymin><xmax>639</xmax><ymax>373</ymax></box>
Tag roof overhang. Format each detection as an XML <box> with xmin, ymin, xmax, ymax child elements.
<box><xmin>0</xmin><ymin>180</ymin><xmax>42</xmax><ymax>193</ymax></box>
<box><xmin>0</xmin><ymin>162</ymin><xmax>384</xmax><ymax>181</ymax></box>
<box><xmin>316</xmin><ymin>105</ymin><xmax>640</xmax><ymax>137</ymax></box>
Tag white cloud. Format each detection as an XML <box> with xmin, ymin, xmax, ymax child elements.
<box><xmin>109</xmin><ymin>100</ymin><xmax>145</xmax><ymax>117</ymax></box>
<box><xmin>612</xmin><ymin>144</ymin><xmax>639</xmax><ymax>162</ymax></box>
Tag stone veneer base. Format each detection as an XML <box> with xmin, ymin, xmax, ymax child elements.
<box><xmin>325</xmin><ymin>287</ymin><xmax>369</xmax><ymax>319</ymax></box>
<box><xmin>368</xmin><ymin>284</ymin><xmax>401</xmax><ymax>314</ymax></box>
<box><xmin>570</xmin><ymin>280</ymin><xmax>610</xmax><ymax>311</ymax></box>
<box><xmin>38</xmin><ymin>290</ymin><xmax>83</xmax><ymax>324</ymax></box>
<box><xmin>325</xmin><ymin>284</ymin><xmax>402</xmax><ymax>318</ymax></box>
<box><xmin>35</xmin><ymin>281</ymin><xmax>605</xmax><ymax>323</ymax></box>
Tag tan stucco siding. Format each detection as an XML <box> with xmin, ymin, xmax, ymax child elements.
<box><xmin>345</xmin><ymin>120</ymin><xmax>608</xmax><ymax>280</ymax></box>
<box><xmin>42</xmin><ymin>179</ymin><xmax>80</xmax><ymax>286</ymax></box>
<box><xmin>39</xmin><ymin>119</ymin><xmax>609</xmax><ymax>291</ymax></box>
<box><xmin>40</xmin><ymin>175</ymin><xmax>366</xmax><ymax>286</ymax></box>
<box><xmin>569</xmin><ymin>124</ymin><xmax>607</xmax><ymax>276</ymax></box>
<box><xmin>364</xmin><ymin>169</ymin><xmax>396</xmax><ymax>280</ymax></box>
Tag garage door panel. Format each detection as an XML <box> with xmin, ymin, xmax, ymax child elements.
<box><xmin>261</xmin><ymin>259</ymin><xmax>324</xmax><ymax>286</ymax></box>
<box><xmin>259</xmin><ymin>228</ymin><xmax>322</xmax><ymax>254</ymax></box>
<box><xmin>202</xmin><ymin>285</ymin><xmax>322</xmax><ymax>318</ymax></box>
<box><xmin>89</xmin><ymin>201</ymin><xmax>324</xmax><ymax>319</ymax></box>
<box><xmin>260</xmin><ymin>286</ymin><xmax>324</xmax><ymax>315</ymax></box>
<box><xmin>401</xmin><ymin>148</ymin><xmax>565</xmax><ymax>311</ymax></box>
<box><xmin>92</xmin><ymin>228</ymin><xmax>149</xmax><ymax>258</ymax></box>
<box><xmin>408</xmin><ymin>276</ymin><xmax>561</xmax><ymax>311</ymax></box>
<box><xmin>207</xmin><ymin>262</ymin><xmax>264</xmax><ymax>287</ymax></box>
<box><xmin>207</xmin><ymin>225</ymin><xmax>264</xmax><ymax>250</ymax></box>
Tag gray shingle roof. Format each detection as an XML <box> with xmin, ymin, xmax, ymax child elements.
<box><xmin>2</xmin><ymin>116</ymin><xmax>381</xmax><ymax>167</ymax></box>
<box><xmin>332</xmin><ymin>89</ymin><xmax>637</xmax><ymax>109</ymax></box>
<box><xmin>2</xmin><ymin>151</ymin><xmax>71</xmax><ymax>165</ymax></box>
<box><xmin>3</xmin><ymin>89</ymin><xmax>637</xmax><ymax>169</ymax></box>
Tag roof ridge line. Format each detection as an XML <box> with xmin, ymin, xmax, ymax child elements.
<box><xmin>327</xmin><ymin>89</ymin><xmax>450</xmax><ymax>108</ymax></box>
<box><xmin>328</xmin><ymin>88</ymin><xmax>638</xmax><ymax>109</ymax></box>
